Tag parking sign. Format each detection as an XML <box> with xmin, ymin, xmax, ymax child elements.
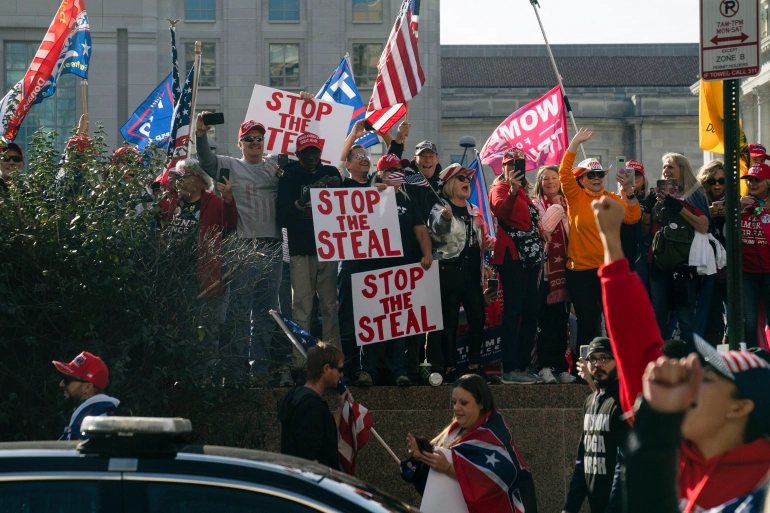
<box><xmin>700</xmin><ymin>0</ymin><xmax>760</xmax><ymax>80</ymax></box>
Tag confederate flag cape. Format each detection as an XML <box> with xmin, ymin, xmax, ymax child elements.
<box><xmin>447</xmin><ymin>410</ymin><xmax>538</xmax><ymax>513</ymax></box>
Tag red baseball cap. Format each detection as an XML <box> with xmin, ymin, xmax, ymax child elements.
<box><xmin>296</xmin><ymin>132</ymin><xmax>325</xmax><ymax>153</ymax></box>
<box><xmin>742</xmin><ymin>162</ymin><xmax>770</xmax><ymax>180</ymax></box>
<box><xmin>439</xmin><ymin>162</ymin><xmax>475</xmax><ymax>182</ymax></box>
<box><xmin>238</xmin><ymin>120</ymin><xmax>266</xmax><ymax>139</ymax></box>
<box><xmin>626</xmin><ymin>159</ymin><xmax>645</xmax><ymax>175</ymax></box>
<box><xmin>377</xmin><ymin>153</ymin><xmax>411</xmax><ymax>171</ymax></box>
<box><xmin>1</xmin><ymin>142</ymin><xmax>23</xmax><ymax>158</ymax></box>
<box><xmin>66</xmin><ymin>135</ymin><xmax>93</xmax><ymax>154</ymax></box>
<box><xmin>53</xmin><ymin>351</ymin><xmax>109</xmax><ymax>390</ymax></box>
<box><xmin>112</xmin><ymin>146</ymin><xmax>141</xmax><ymax>164</ymax></box>
<box><xmin>749</xmin><ymin>143</ymin><xmax>769</xmax><ymax>159</ymax></box>
<box><xmin>502</xmin><ymin>148</ymin><xmax>527</xmax><ymax>164</ymax></box>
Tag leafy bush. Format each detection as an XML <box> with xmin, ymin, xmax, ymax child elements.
<box><xmin>0</xmin><ymin>126</ymin><xmax>280</xmax><ymax>442</ymax></box>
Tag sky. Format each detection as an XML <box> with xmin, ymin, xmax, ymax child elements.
<box><xmin>440</xmin><ymin>0</ymin><xmax>700</xmax><ymax>45</ymax></box>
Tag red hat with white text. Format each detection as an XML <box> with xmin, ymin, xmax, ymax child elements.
<box><xmin>626</xmin><ymin>159</ymin><xmax>645</xmax><ymax>175</ymax></box>
<box><xmin>377</xmin><ymin>153</ymin><xmax>411</xmax><ymax>172</ymax></box>
<box><xmin>53</xmin><ymin>351</ymin><xmax>109</xmax><ymax>390</ymax></box>
<box><xmin>238</xmin><ymin>120</ymin><xmax>266</xmax><ymax>139</ymax></box>
<box><xmin>749</xmin><ymin>143</ymin><xmax>769</xmax><ymax>159</ymax></box>
<box><xmin>741</xmin><ymin>162</ymin><xmax>770</xmax><ymax>180</ymax></box>
<box><xmin>439</xmin><ymin>163</ymin><xmax>475</xmax><ymax>182</ymax></box>
<box><xmin>296</xmin><ymin>132</ymin><xmax>325</xmax><ymax>153</ymax></box>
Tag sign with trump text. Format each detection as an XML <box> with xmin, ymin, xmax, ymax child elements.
<box><xmin>352</xmin><ymin>262</ymin><xmax>443</xmax><ymax>345</ymax></box>
<box><xmin>310</xmin><ymin>187</ymin><xmax>403</xmax><ymax>261</ymax></box>
<box><xmin>480</xmin><ymin>85</ymin><xmax>568</xmax><ymax>175</ymax></box>
<box><xmin>244</xmin><ymin>84</ymin><xmax>353</xmax><ymax>164</ymax></box>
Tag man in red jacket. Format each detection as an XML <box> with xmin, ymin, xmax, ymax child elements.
<box><xmin>592</xmin><ymin>195</ymin><xmax>770</xmax><ymax>513</ymax></box>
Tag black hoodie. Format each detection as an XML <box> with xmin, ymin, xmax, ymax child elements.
<box><xmin>277</xmin><ymin>386</ymin><xmax>339</xmax><ymax>469</ymax></box>
<box><xmin>276</xmin><ymin>159</ymin><xmax>341</xmax><ymax>256</ymax></box>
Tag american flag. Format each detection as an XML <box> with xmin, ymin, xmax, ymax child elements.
<box><xmin>338</xmin><ymin>393</ymin><xmax>373</xmax><ymax>475</ymax></box>
<box><xmin>159</xmin><ymin>64</ymin><xmax>196</xmax><ymax>184</ymax></box>
<box><xmin>384</xmin><ymin>170</ymin><xmax>430</xmax><ymax>187</ymax></box>
<box><xmin>365</xmin><ymin>0</ymin><xmax>423</xmax><ymax>135</ymax></box>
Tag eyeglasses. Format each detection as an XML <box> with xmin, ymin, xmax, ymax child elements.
<box><xmin>240</xmin><ymin>136</ymin><xmax>264</xmax><ymax>143</ymax></box>
<box><xmin>583</xmin><ymin>171</ymin><xmax>606</xmax><ymax>180</ymax></box>
<box><xmin>707</xmin><ymin>177</ymin><xmax>725</xmax><ymax>185</ymax></box>
<box><xmin>588</xmin><ymin>355</ymin><xmax>614</xmax><ymax>365</ymax></box>
<box><xmin>350</xmin><ymin>153</ymin><xmax>371</xmax><ymax>161</ymax></box>
<box><xmin>455</xmin><ymin>175</ymin><xmax>470</xmax><ymax>183</ymax></box>
<box><xmin>62</xmin><ymin>375</ymin><xmax>89</xmax><ymax>385</ymax></box>
<box><xmin>2</xmin><ymin>155</ymin><xmax>23</xmax><ymax>163</ymax></box>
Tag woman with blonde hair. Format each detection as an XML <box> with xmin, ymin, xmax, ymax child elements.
<box><xmin>531</xmin><ymin>165</ymin><xmax>575</xmax><ymax>383</ymax></box>
<box><xmin>404</xmin><ymin>374</ymin><xmax>538</xmax><ymax>513</ymax></box>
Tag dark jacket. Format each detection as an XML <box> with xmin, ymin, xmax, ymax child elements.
<box><xmin>277</xmin><ymin>386</ymin><xmax>339</xmax><ymax>469</ymax></box>
<box><xmin>276</xmin><ymin>160</ymin><xmax>341</xmax><ymax>256</ymax></box>
<box><xmin>564</xmin><ymin>380</ymin><xmax>628</xmax><ymax>513</ymax></box>
<box><xmin>387</xmin><ymin>141</ymin><xmax>442</xmax><ymax>222</ymax></box>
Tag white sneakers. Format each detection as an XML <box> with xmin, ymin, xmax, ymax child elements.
<box><xmin>537</xmin><ymin>368</ymin><xmax>558</xmax><ymax>384</ymax></box>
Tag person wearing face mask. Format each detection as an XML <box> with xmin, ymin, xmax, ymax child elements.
<box><xmin>403</xmin><ymin>374</ymin><xmax>538</xmax><ymax>513</ymax></box>
<box><xmin>0</xmin><ymin>143</ymin><xmax>24</xmax><ymax>192</ymax></box>
<box><xmin>558</xmin><ymin>128</ymin><xmax>640</xmax><ymax>354</ymax></box>
<box><xmin>641</xmin><ymin>153</ymin><xmax>709</xmax><ymax>345</ymax></box>
<box><xmin>277</xmin><ymin>132</ymin><xmax>343</xmax><ymax>368</ymax></box>
<box><xmin>740</xmin><ymin>163</ymin><xmax>770</xmax><ymax>348</ymax></box>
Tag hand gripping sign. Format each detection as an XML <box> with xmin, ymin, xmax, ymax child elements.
<box><xmin>310</xmin><ymin>187</ymin><xmax>403</xmax><ymax>261</ymax></box>
<box><xmin>352</xmin><ymin>262</ymin><xmax>443</xmax><ymax>345</ymax></box>
<box><xmin>244</xmin><ymin>84</ymin><xmax>353</xmax><ymax>164</ymax></box>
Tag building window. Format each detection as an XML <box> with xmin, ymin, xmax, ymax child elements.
<box><xmin>270</xmin><ymin>0</ymin><xmax>299</xmax><ymax>21</ymax></box>
<box><xmin>4</xmin><ymin>42</ymin><xmax>76</xmax><ymax>155</ymax></box>
<box><xmin>351</xmin><ymin>43</ymin><xmax>382</xmax><ymax>87</ymax></box>
<box><xmin>269</xmin><ymin>44</ymin><xmax>300</xmax><ymax>88</ymax></box>
<box><xmin>352</xmin><ymin>0</ymin><xmax>382</xmax><ymax>22</ymax></box>
<box><xmin>185</xmin><ymin>0</ymin><xmax>215</xmax><ymax>20</ymax></box>
<box><xmin>185</xmin><ymin>42</ymin><xmax>216</xmax><ymax>87</ymax></box>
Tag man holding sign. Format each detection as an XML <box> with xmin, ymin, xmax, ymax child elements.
<box><xmin>277</xmin><ymin>132</ymin><xmax>343</xmax><ymax>365</ymax></box>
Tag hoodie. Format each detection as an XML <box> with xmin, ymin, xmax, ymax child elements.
<box><xmin>276</xmin><ymin>160</ymin><xmax>341</xmax><ymax>256</ymax></box>
<box><xmin>600</xmin><ymin>258</ymin><xmax>770</xmax><ymax>512</ymax></box>
<box><xmin>277</xmin><ymin>386</ymin><xmax>339</xmax><ymax>469</ymax></box>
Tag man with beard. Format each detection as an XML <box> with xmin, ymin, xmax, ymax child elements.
<box><xmin>277</xmin><ymin>132</ymin><xmax>342</xmax><ymax>367</ymax></box>
<box><xmin>563</xmin><ymin>337</ymin><xmax>628</xmax><ymax>513</ymax></box>
<box><xmin>53</xmin><ymin>351</ymin><xmax>119</xmax><ymax>440</ymax></box>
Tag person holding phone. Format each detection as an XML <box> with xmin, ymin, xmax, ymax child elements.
<box><xmin>641</xmin><ymin>153</ymin><xmax>709</xmax><ymax>345</ymax></box>
<box><xmin>557</xmin><ymin>129</ymin><xmax>640</xmax><ymax>359</ymax></box>
<box><xmin>403</xmin><ymin>374</ymin><xmax>537</xmax><ymax>513</ymax></box>
<box><xmin>489</xmin><ymin>149</ymin><xmax>546</xmax><ymax>384</ymax></box>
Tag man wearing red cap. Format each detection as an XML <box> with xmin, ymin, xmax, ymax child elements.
<box><xmin>0</xmin><ymin>142</ymin><xmax>23</xmax><ymax>192</ymax></box>
<box><xmin>53</xmin><ymin>351</ymin><xmax>119</xmax><ymax>440</ymax></box>
<box><xmin>277</xmin><ymin>132</ymin><xmax>343</xmax><ymax>366</ymax></box>
<box><xmin>749</xmin><ymin>143</ymin><xmax>769</xmax><ymax>165</ymax></box>
<box><xmin>195</xmin><ymin>112</ymin><xmax>283</xmax><ymax>380</ymax></box>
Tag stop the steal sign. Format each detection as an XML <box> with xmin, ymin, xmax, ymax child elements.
<box><xmin>352</xmin><ymin>262</ymin><xmax>443</xmax><ymax>345</ymax></box>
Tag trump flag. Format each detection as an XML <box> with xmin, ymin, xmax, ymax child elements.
<box><xmin>120</xmin><ymin>74</ymin><xmax>175</xmax><ymax>151</ymax></box>
<box><xmin>480</xmin><ymin>85</ymin><xmax>568</xmax><ymax>176</ymax></box>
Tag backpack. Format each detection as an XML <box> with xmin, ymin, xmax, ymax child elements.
<box><xmin>651</xmin><ymin>203</ymin><xmax>694</xmax><ymax>270</ymax></box>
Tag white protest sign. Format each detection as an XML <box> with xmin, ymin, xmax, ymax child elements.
<box><xmin>352</xmin><ymin>262</ymin><xmax>443</xmax><ymax>345</ymax></box>
<box><xmin>244</xmin><ymin>84</ymin><xmax>353</xmax><ymax>164</ymax></box>
<box><xmin>310</xmin><ymin>187</ymin><xmax>403</xmax><ymax>261</ymax></box>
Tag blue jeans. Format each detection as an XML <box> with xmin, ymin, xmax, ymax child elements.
<box><xmin>498</xmin><ymin>254</ymin><xmax>541</xmax><ymax>373</ymax></box>
<box><xmin>360</xmin><ymin>338</ymin><xmax>407</xmax><ymax>384</ymax></box>
<box><xmin>743</xmin><ymin>272</ymin><xmax>770</xmax><ymax>348</ymax></box>
<box><xmin>222</xmin><ymin>239</ymin><xmax>283</xmax><ymax>376</ymax></box>
<box><xmin>650</xmin><ymin>263</ymin><xmax>696</xmax><ymax>344</ymax></box>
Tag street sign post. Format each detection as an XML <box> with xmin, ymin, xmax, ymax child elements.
<box><xmin>700</xmin><ymin>0</ymin><xmax>760</xmax><ymax>81</ymax></box>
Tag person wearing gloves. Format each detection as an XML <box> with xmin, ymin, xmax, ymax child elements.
<box><xmin>277</xmin><ymin>132</ymin><xmax>343</xmax><ymax>366</ymax></box>
<box><xmin>427</xmin><ymin>163</ymin><xmax>495</xmax><ymax>382</ymax></box>
<box><xmin>592</xmin><ymin>195</ymin><xmax>770</xmax><ymax>513</ymax></box>
<box><xmin>558</xmin><ymin>128</ymin><xmax>640</xmax><ymax>353</ymax></box>
<box><xmin>532</xmin><ymin>164</ymin><xmax>575</xmax><ymax>383</ymax></box>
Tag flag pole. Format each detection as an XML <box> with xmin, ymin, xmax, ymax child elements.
<box><xmin>269</xmin><ymin>309</ymin><xmax>403</xmax><ymax>465</ymax></box>
<box><xmin>81</xmin><ymin>79</ymin><xmax>88</xmax><ymax>119</ymax></box>
<box><xmin>186</xmin><ymin>41</ymin><xmax>202</xmax><ymax>156</ymax></box>
<box><xmin>527</xmin><ymin>0</ymin><xmax>586</xmax><ymax>160</ymax></box>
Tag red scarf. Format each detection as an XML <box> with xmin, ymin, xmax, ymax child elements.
<box><xmin>542</xmin><ymin>196</ymin><xmax>568</xmax><ymax>304</ymax></box>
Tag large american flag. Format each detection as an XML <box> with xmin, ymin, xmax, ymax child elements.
<box><xmin>159</xmin><ymin>63</ymin><xmax>196</xmax><ymax>184</ymax></box>
<box><xmin>365</xmin><ymin>0</ymin><xmax>423</xmax><ymax>136</ymax></box>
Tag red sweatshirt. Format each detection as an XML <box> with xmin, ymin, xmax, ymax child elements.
<box><xmin>489</xmin><ymin>181</ymin><xmax>538</xmax><ymax>266</ymax></box>
<box><xmin>599</xmin><ymin>258</ymin><xmax>770</xmax><ymax>512</ymax></box>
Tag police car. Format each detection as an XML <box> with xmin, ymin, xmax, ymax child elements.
<box><xmin>0</xmin><ymin>416</ymin><xmax>417</xmax><ymax>513</ymax></box>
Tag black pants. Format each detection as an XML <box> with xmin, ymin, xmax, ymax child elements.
<box><xmin>337</xmin><ymin>260</ymin><xmax>360</xmax><ymax>376</ymax></box>
<box><xmin>537</xmin><ymin>294</ymin><xmax>570</xmax><ymax>373</ymax></box>
<box><xmin>498</xmin><ymin>253</ymin><xmax>541</xmax><ymax>372</ymax></box>
<box><xmin>427</xmin><ymin>260</ymin><xmax>486</xmax><ymax>369</ymax></box>
<box><xmin>565</xmin><ymin>267</ymin><xmax>603</xmax><ymax>349</ymax></box>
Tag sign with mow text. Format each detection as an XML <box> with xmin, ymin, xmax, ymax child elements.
<box><xmin>244</xmin><ymin>84</ymin><xmax>353</xmax><ymax>164</ymax></box>
<box><xmin>352</xmin><ymin>262</ymin><xmax>443</xmax><ymax>345</ymax></box>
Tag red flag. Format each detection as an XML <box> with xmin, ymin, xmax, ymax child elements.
<box><xmin>480</xmin><ymin>85</ymin><xmax>568</xmax><ymax>176</ymax></box>
<box><xmin>338</xmin><ymin>400</ymin><xmax>373</xmax><ymax>475</ymax></box>
<box><xmin>367</xmin><ymin>0</ymin><xmax>424</xmax><ymax>115</ymax></box>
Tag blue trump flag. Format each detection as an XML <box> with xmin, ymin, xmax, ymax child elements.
<box><xmin>317</xmin><ymin>56</ymin><xmax>379</xmax><ymax>149</ymax></box>
<box><xmin>120</xmin><ymin>73</ymin><xmax>174</xmax><ymax>150</ymax></box>
<box><xmin>468</xmin><ymin>154</ymin><xmax>496</xmax><ymax>239</ymax></box>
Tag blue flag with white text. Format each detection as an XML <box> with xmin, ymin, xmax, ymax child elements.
<box><xmin>120</xmin><ymin>73</ymin><xmax>174</xmax><ymax>151</ymax></box>
<box><xmin>468</xmin><ymin>155</ymin><xmax>496</xmax><ymax>239</ymax></box>
<box><xmin>317</xmin><ymin>57</ymin><xmax>379</xmax><ymax>149</ymax></box>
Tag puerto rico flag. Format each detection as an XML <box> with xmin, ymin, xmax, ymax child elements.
<box><xmin>448</xmin><ymin>411</ymin><xmax>538</xmax><ymax>513</ymax></box>
<box><xmin>0</xmin><ymin>0</ymin><xmax>91</xmax><ymax>142</ymax></box>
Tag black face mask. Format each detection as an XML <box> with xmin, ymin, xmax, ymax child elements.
<box><xmin>298</xmin><ymin>148</ymin><xmax>321</xmax><ymax>170</ymax></box>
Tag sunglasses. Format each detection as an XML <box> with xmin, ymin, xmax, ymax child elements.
<box><xmin>707</xmin><ymin>177</ymin><xmax>725</xmax><ymax>185</ymax></box>
<box><xmin>240</xmin><ymin>136</ymin><xmax>264</xmax><ymax>143</ymax></box>
<box><xmin>583</xmin><ymin>171</ymin><xmax>606</xmax><ymax>180</ymax></box>
<box><xmin>62</xmin><ymin>375</ymin><xmax>89</xmax><ymax>385</ymax></box>
<box><xmin>350</xmin><ymin>153</ymin><xmax>371</xmax><ymax>161</ymax></box>
<box><xmin>746</xmin><ymin>177</ymin><xmax>762</xmax><ymax>184</ymax></box>
<box><xmin>2</xmin><ymin>155</ymin><xmax>23</xmax><ymax>163</ymax></box>
<box><xmin>332</xmin><ymin>365</ymin><xmax>344</xmax><ymax>373</ymax></box>
<box><xmin>454</xmin><ymin>175</ymin><xmax>470</xmax><ymax>183</ymax></box>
